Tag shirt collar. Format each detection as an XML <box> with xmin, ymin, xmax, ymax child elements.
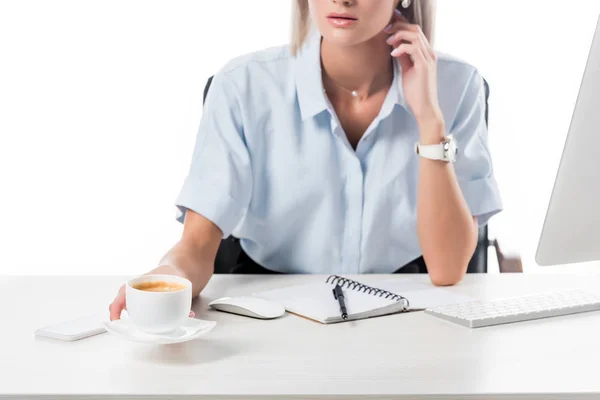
<box><xmin>293</xmin><ymin>29</ymin><xmax>409</xmax><ymax>121</ymax></box>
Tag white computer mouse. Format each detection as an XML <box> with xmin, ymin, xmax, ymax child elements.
<box><xmin>208</xmin><ymin>296</ymin><xmax>285</xmax><ymax>319</ymax></box>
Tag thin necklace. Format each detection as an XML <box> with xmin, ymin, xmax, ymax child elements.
<box><xmin>323</xmin><ymin>70</ymin><xmax>393</xmax><ymax>101</ymax></box>
<box><xmin>328</xmin><ymin>80</ymin><xmax>360</xmax><ymax>97</ymax></box>
<box><xmin>323</xmin><ymin>76</ymin><xmax>361</xmax><ymax>98</ymax></box>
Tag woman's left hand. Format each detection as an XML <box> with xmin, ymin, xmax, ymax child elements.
<box><xmin>385</xmin><ymin>10</ymin><xmax>443</xmax><ymax>130</ymax></box>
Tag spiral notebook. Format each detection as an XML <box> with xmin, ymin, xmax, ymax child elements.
<box><xmin>254</xmin><ymin>275</ymin><xmax>474</xmax><ymax>324</ymax></box>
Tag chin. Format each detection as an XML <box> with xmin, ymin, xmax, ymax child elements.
<box><xmin>319</xmin><ymin>25</ymin><xmax>383</xmax><ymax>48</ymax></box>
<box><xmin>321</xmin><ymin>29</ymin><xmax>368</xmax><ymax>47</ymax></box>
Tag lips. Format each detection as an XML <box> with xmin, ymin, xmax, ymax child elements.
<box><xmin>327</xmin><ymin>13</ymin><xmax>358</xmax><ymax>27</ymax></box>
<box><xmin>327</xmin><ymin>12</ymin><xmax>358</xmax><ymax>20</ymax></box>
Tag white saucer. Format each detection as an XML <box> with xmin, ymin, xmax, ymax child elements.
<box><xmin>103</xmin><ymin>317</ymin><xmax>216</xmax><ymax>344</ymax></box>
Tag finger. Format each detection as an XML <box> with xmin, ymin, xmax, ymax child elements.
<box><xmin>393</xmin><ymin>8</ymin><xmax>407</xmax><ymax>22</ymax></box>
<box><xmin>414</xmin><ymin>28</ymin><xmax>435</xmax><ymax>61</ymax></box>
<box><xmin>391</xmin><ymin>43</ymin><xmax>413</xmax><ymax>73</ymax></box>
<box><xmin>384</xmin><ymin>19</ymin><xmax>408</xmax><ymax>34</ymax></box>
<box><xmin>189</xmin><ymin>310</ymin><xmax>195</xmax><ymax>318</ymax></box>
<box><xmin>391</xmin><ymin>43</ymin><xmax>428</xmax><ymax>69</ymax></box>
<box><xmin>109</xmin><ymin>296</ymin><xmax>126</xmax><ymax>321</ymax></box>
<box><xmin>389</xmin><ymin>33</ymin><xmax>431</xmax><ymax>64</ymax></box>
<box><xmin>389</xmin><ymin>21</ymin><xmax>435</xmax><ymax>60</ymax></box>
<box><xmin>383</xmin><ymin>9</ymin><xmax>408</xmax><ymax>32</ymax></box>
<box><xmin>386</xmin><ymin>21</ymin><xmax>420</xmax><ymax>34</ymax></box>
<box><xmin>387</xmin><ymin>29</ymin><xmax>434</xmax><ymax>63</ymax></box>
<box><xmin>383</xmin><ymin>18</ymin><xmax>434</xmax><ymax>58</ymax></box>
<box><xmin>397</xmin><ymin>52</ymin><xmax>413</xmax><ymax>74</ymax></box>
<box><xmin>386</xmin><ymin>29</ymin><xmax>420</xmax><ymax>48</ymax></box>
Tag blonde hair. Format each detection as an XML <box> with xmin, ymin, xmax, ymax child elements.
<box><xmin>290</xmin><ymin>0</ymin><xmax>437</xmax><ymax>56</ymax></box>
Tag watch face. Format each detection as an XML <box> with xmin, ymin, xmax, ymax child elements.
<box><xmin>444</xmin><ymin>135</ymin><xmax>458</xmax><ymax>162</ymax></box>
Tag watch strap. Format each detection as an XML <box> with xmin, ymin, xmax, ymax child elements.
<box><xmin>415</xmin><ymin>142</ymin><xmax>446</xmax><ymax>160</ymax></box>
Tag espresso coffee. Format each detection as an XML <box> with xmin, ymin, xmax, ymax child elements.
<box><xmin>133</xmin><ymin>281</ymin><xmax>187</xmax><ymax>293</ymax></box>
<box><xmin>126</xmin><ymin>274</ymin><xmax>192</xmax><ymax>333</ymax></box>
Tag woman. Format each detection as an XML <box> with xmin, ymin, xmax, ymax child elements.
<box><xmin>110</xmin><ymin>0</ymin><xmax>502</xmax><ymax>320</ymax></box>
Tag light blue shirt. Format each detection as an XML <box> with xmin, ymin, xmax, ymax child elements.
<box><xmin>175</xmin><ymin>30</ymin><xmax>502</xmax><ymax>274</ymax></box>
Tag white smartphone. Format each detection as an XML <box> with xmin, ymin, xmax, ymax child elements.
<box><xmin>35</xmin><ymin>313</ymin><xmax>108</xmax><ymax>341</ymax></box>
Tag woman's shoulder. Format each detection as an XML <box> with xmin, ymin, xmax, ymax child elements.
<box><xmin>434</xmin><ymin>51</ymin><xmax>487</xmax><ymax>103</ymax></box>
<box><xmin>204</xmin><ymin>44</ymin><xmax>298</xmax><ymax>126</ymax></box>
<box><xmin>214</xmin><ymin>44</ymin><xmax>294</xmax><ymax>84</ymax></box>
<box><xmin>435</xmin><ymin>51</ymin><xmax>483</xmax><ymax>83</ymax></box>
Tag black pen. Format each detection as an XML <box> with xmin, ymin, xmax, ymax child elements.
<box><xmin>332</xmin><ymin>284</ymin><xmax>348</xmax><ymax>320</ymax></box>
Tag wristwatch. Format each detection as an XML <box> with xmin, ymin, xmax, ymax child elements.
<box><xmin>414</xmin><ymin>134</ymin><xmax>458</xmax><ymax>163</ymax></box>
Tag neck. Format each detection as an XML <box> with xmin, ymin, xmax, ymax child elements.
<box><xmin>320</xmin><ymin>33</ymin><xmax>394</xmax><ymax>97</ymax></box>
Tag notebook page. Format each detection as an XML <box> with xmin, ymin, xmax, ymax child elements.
<box><xmin>342</xmin><ymin>285</ymin><xmax>401</xmax><ymax>317</ymax></box>
<box><xmin>372</xmin><ymin>279</ymin><xmax>475</xmax><ymax>309</ymax></box>
<box><xmin>255</xmin><ymin>282</ymin><xmax>339</xmax><ymax>322</ymax></box>
<box><xmin>254</xmin><ymin>282</ymin><xmax>399</xmax><ymax>323</ymax></box>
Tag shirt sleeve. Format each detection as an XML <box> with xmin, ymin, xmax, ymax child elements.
<box><xmin>174</xmin><ymin>72</ymin><xmax>252</xmax><ymax>238</ymax></box>
<box><xmin>451</xmin><ymin>68</ymin><xmax>503</xmax><ymax>227</ymax></box>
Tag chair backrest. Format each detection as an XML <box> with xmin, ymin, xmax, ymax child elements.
<box><xmin>466</xmin><ymin>78</ymin><xmax>491</xmax><ymax>274</ymax></box>
<box><xmin>202</xmin><ymin>75</ymin><xmax>491</xmax><ymax>274</ymax></box>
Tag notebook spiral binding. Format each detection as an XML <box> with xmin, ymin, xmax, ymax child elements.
<box><xmin>326</xmin><ymin>275</ymin><xmax>410</xmax><ymax>308</ymax></box>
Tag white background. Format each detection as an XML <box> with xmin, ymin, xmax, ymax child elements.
<box><xmin>1</xmin><ymin>0</ymin><xmax>600</xmax><ymax>275</ymax></box>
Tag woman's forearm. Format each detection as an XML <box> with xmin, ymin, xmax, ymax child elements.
<box><xmin>416</xmin><ymin>119</ymin><xmax>478</xmax><ymax>286</ymax></box>
<box><xmin>156</xmin><ymin>240</ymin><xmax>215</xmax><ymax>298</ymax></box>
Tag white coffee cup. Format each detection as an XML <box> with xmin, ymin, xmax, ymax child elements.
<box><xmin>125</xmin><ymin>274</ymin><xmax>192</xmax><ymax>334</ymax></box>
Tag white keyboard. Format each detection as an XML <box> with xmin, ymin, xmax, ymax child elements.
<box><xmin>424</xmin><ymin>289</ymin><xmax>600</xmax><ymax>328</ymax></box>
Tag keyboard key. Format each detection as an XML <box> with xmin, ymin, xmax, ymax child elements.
<box><xmin>424</xmin><ymin>289</ymin><xmax>600</xmax><ymax>328</ymax></box>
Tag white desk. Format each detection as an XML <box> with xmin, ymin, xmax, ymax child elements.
<box><xmin>2</xmin><ymin>273</ymin><xmax>600</xmax><ymax>399</ymax></box>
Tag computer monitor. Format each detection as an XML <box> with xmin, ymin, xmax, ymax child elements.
<box><xmin>536</xmin><ymin>15</ymin><xmax>600</xmax><ymax>266</ymax></box>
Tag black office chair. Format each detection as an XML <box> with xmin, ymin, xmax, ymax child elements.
<box><xmin>201</xmin><ymin>75</ymin><xmax>521</xmax><ymax>274</ymax></box>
